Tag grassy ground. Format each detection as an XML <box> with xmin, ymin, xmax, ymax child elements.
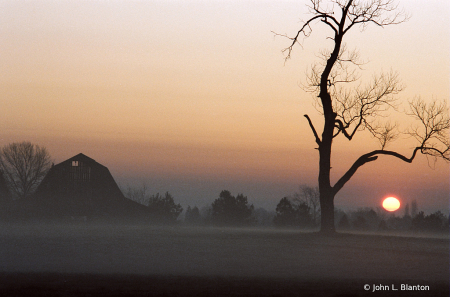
<box><xmin>0</xmin><ymin>224</ymin><xmax>448</xmax><ymax>296</ymax></box>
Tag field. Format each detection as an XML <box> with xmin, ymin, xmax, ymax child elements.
<box><xmin>0</xmin><ymin>224</ymin><xmax>448</xmax><ymax>296</ymax></box>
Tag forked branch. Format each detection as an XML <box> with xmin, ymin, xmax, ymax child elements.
<box><xmin>333</xmin><ymin>98</ymin><xmax>449</xmax><ymax>195</ymax></box>
<box><xmin>332</xmin><ymin>147</ymin><xmax>421</xmax><ymax>195</ymax></box>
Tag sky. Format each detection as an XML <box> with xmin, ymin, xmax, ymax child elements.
<box><xmin>0</xmin><ymin>0</ymin><xmax>448</xmax><ymax>212</ymax></box>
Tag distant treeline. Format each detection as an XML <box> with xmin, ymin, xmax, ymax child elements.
<box><xmin>123</xmin><ymin>184</ymin><xmax>449</xmax><ymax>233</ymax></box>
<box><xmin>0</xmin><ymin>141</ymin><xmax>447</xmax><ymax>234</ymax></box>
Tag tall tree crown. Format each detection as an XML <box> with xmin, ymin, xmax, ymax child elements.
<box><xmin>275</xmin><ymin>0</ymin><xmax>448</xmax><ymax>233</ymax></box>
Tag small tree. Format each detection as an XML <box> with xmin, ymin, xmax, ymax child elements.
<box><xmin>403</xmin><ymin>203</ymin><xmax>410</xmax><ymax>218</ymax></box>
<box><xmin>185</xmin><ymin>205</ymin><xmax>202</xmax><ymax>225</ymax></box>
<box><xmin>0</xmin><ymin>142</ymin><xmax>51</xmax><ymax>199</ymax></box>
<box><xmin>252</xmin><ymin>207</ymin><xmax>274</xmax><ymax>227</ymax></box>
<box><xmin>211</xmin><ymin>190</ymin><xmax>254</xmax><ymax>226</ymax></box>
<box><xmin>275</xmin><ymin>0</ymin><xmax>449</xmax><ymax>233</ymax></box>
<box><xmin>410</xmin><ymin>199</ymin><xmax>418</xmax><ymax>218</ymax></box>
<box><xmin>350</xmin><ymin>208</ymin><xmax>379</xmax><ymax>230</ymax></box>
<box><xmin>147</xmin><ymin>192</ymin><xmax>183</xmax><ymax>224</ymax></box>
<box><xmin>337</xmin><ymin>213</ymin><xmax>351</xmax><ymax>230</ymax></box>
<box><xmin>294</xmin><ymin>185</ymin><xmax>320</xmax><ymax>225</ymax></box>
<box><xmin>296</xmin><ymin>200</ymin><xmax>314</xmax><ymax>227</ymax></box>
<box><xmin>274</xmin><ymin>196</ymin><xmax>314</xmax><ymax>228</ymax></box>
<box><xmin>274</xmin><ymin>197</ymin><xmax>297</xmax><ymax>227</ymax></box>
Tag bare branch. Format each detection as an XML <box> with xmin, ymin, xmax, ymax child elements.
<box><xmin>272</xmin><ymin>14</ymin><xmax>325</xmax><ymax>61</ymax></box>
<box><xmin>332</xmin><ymin>98</ymin><xmax>449</xmax><ymax>195</ymax></box>
<box><xmin>370</xmin><ymin>121</ymin><xmax>399</xmax><ymax>149</ymax></box>
<box><xmin>407</xmin><ymin>98</ymin><xmax>450</xmax><ymax>161</ymax></box>
<box><xmin>333</xmin><ymin>70</ymin><xmax>403</xmax><ymax>140</ymax></box>
<box><xmin>273</xmin><ymin>0</ymin><xmax>408</xmax><ymax>62</ymax></box>
<box><xmin>344</xmin><ymin>0</ymin><xmax>410</xmax><ymax>34</ymax></box>
<box><xmin>332</xmin><ymin>147</ymin><xmax>421</xmax><ymax>195</ymax></box>
<box><xmin>304</xmin><ymin>114</ymin><xmax>322</xmax><ymax>145</ymax></box>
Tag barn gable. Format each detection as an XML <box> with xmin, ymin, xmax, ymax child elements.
<box><xmin>0</xmin><ymin>170</ymin><xmax>11</xmax><ymax>202</ymax></box>
<box><xmin>0</xmin><ymin>170</ymin><xmax>12</xmax><ymax>221</ymax></box>
<box><xmin>27</xmin><ymin>153</ymin><xmax>148</xmax><ymax>221</ymax></box>
<box><xmin>37</xmin><ymin>153</ymin><xmax>124</xmax><ymax>202</ymax></box>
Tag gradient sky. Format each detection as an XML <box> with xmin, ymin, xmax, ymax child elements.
<box><xmin>0</xmin><ymin>0</ymin><xmax>448</xmax><ymax>212</ymax></box>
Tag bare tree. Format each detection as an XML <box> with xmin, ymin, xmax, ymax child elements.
<box><xmin>123</xmin><ymin>183</ymin><xmax>150</xmax><ymax>205</ymax></box>
<box><xmin>294</xmin><ymin>185</ymin><xmax>320</xmax><ymax>225</ymax></box>
<box><xmin>275</xmin><ymin>0</ymin><xmax>449</xmax><ymax>233</ymax></box>
<box><xmin>0</xmin><ymin>142</ymin><xmax>52</xmax><ymax>199</ymax></box>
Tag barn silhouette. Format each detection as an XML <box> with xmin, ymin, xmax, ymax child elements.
<box><xmin>0</xmin><ymin>170</ymin><xmax>11</xmax><ymax>202</ymax></box>
<box><xmin>27</xmin><ymin>153</ymin><xmax>149</xmax><ymax>221</ymax></box>
<box><xmin>0</xmin><ymin>171</ymin><xmax>12</xmax><ymax>220</ymax></box>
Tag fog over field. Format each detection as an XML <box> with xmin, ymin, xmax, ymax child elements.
<box><xmin>0</xmin><ymin>223</ymin><xmax>448</xmax><ymax>296</ymax></box>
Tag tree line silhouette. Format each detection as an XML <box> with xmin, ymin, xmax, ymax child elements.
<box><xmin>0</xmin><ymin>141</ymin><xmax>447</xmax><ymax>233</ymax></box>
<box><xmin>2</xmin><ymin>1</ymin><xmax>450</xmax><ymax>234</ymax></box>
<box><xmin>122</xmin><ymin>183</ymin><xmax>448</xmax><ymax>233</ymax></box>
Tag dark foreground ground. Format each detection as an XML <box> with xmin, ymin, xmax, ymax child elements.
<box><xmin>2</xmin><ymin>272</ymin><xmax>448</xmax><ymax>297</ymax></box>
<box><xmin>0</xmin><ymin>224</ymin><xmax>448</xmax><ymax>296</ymax></box>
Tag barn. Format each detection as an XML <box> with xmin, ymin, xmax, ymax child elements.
<box><xmin>26</xmin><ymin>153</ymin><xmax>149</xmax><ymax>222</ymax></box>
<box><xmin>0</xmin><ymin>171</ymin><xmax>12</xmax><ymax>221</ymax></box>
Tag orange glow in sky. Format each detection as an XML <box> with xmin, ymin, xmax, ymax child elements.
<box><xmin>0</xmin><ymin>1</ymin><xmax>448</xmax><ymax>210</ymax></box>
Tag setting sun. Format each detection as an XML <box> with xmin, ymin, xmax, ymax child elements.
<box><xmin>382</xmin><ymin>197</ymin><xmax>401</xmax><ymax>212</ymax></box>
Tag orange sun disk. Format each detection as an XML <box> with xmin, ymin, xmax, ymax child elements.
<box><xmin>382</xmin><ymin>197</ymin><xmax>400</xmax><ymax>212</ymax></box>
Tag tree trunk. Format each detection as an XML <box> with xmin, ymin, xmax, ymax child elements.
<box><xmin>318</xmin><ymin>90</ymin><xmax>336</xmax><ymax>234</ymax></box>
<box><xmin>319</xmin><ymin>189</ymin><xmax>335</xmax><ymax>234</ymax></box>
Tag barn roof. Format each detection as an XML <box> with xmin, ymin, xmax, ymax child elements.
<box><xmin>58</xmin><ymin>153</ymin><xmax>102</xmax><ymax>167</ymax></box>
<box><xmin>23</xmin><ymin>153</ymin><xmax>149</xmax><ymax>221</ymax></box>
